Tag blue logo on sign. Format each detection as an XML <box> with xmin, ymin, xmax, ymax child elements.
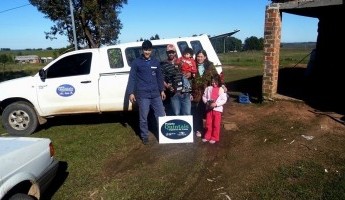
<box><xmin>56</xmin><ymin>84</ymin><xmax>75</xmax><ymax>97</ymax></box>
<box><xmin>161</xmin><ymin>119</ymin><xmax>192</xmax><ymax>139</ymax></box>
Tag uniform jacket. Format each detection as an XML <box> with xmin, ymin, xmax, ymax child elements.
<box><xmin>127</xmin><ymin>55</ymin><xmax>164</xmax><ymax>98</ymax></box>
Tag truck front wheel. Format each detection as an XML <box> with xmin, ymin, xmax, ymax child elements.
<box><xmin>2</xmin><ymin>102</ymin><xmax>38</xmax><ymax>136</ymax></box>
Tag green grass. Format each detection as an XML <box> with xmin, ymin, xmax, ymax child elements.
<box><xmin>0</xmin><ymin>63</ymin><xmax>43</xmax><ymax>82</ymax></box>
<box><xmin>219</xmin><ymin>49</ymin><xmax>312</xmax><ymax>68</ymax></box>
<box><xmin>32</xmin><ymin>118</ymin><xmax>136</xmax><ymax>199</ymax></box>
<box><xmin>219</xmin><ymin>50</ymin><xmax>265</xmax><ymax>68</ymax></box>
<box><xmin>250</xmin><ymin>160</ymin><xmax>345</xmax><ymax>199</ymax></box>
<box><xmin>219</xmin><ymin>48</ymin><xmax>312</xmax><ymax>83</ymax></box>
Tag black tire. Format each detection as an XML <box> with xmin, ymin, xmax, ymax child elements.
<box><xmin>2</xmin><ymin>101</ymin><xmax>38</xmax><ymax>136</ymax></box>
<box><xmin>9</xmin><ymin>193</ymin><xmax>35</xmax><ymax>200</ymax></box>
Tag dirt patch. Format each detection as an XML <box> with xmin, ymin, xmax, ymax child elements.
<box><xmin>103</xmin><ymin>99</ymin><xmax>345</xmax><ymax>199</ymax></box>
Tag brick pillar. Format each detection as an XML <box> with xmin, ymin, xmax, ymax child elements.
<box><xmin>262</xmin><ymin>4</ymin><xmax>281</xmax><ymax>100</ymax></box>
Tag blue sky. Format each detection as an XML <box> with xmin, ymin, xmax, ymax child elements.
<box><xmin>0</xmin><ymin>0</ymin><xmax>318</xmax><ymax>49</ymax></box>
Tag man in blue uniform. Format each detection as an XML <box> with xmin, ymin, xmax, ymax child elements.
<box><xmin>127</xmin><ymin>40</ymin><xmax>166</xmax><ymax>145</ymax></box>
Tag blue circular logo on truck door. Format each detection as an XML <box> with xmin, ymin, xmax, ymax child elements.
<box><xmin>56</xmin><ymin>84</ymin><xmax>75</xmax><ymax>97</ymax></box>
<box><xmin>161</xmin><ymin>119</ymin><xmax>192</xmax><ymax>139</ymax></box>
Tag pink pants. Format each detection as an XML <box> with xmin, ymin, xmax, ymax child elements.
<box><xmin>204</xmin><ymin>110</ymin><xmax>222</xmax><ymax>141</ymax></box>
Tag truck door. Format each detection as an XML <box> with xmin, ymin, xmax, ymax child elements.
<box><xmin>36</xmin><ymin>52</ymin><xmax>99</xmax><ymax>115</ymax></box>
<box><xmin>98</xmin><ymin>48</ymin><xmax>131</xmax><ymax>112</ymax></box>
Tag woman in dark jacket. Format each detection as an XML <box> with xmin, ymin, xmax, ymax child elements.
<box><xmin>191</xmin><ymin>49</ymin><xmax>221</xmax><ymax>138</ymax></box>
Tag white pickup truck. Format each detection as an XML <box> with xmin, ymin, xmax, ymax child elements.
<box><xmin>0</xmin><ymin>137</ymin><xmax>59</xmax><ymax>200</ymax></box>
<box><xmin>0</xmin><ymin>34</ymin><xmax>223</xmax><ymax>136</ymax></box>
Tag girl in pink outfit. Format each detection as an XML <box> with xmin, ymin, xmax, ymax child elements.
<box><xmin>201</xmin><ymin>76</ymin><xmax>227</xmax><ymax>144</ymax></box>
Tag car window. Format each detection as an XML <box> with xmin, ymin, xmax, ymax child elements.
<box><xmin>190</xmin><ymin>40</ymin><xmax>203</xmax><ymax>54</ymax></box>
<box><xmin>177</xmin><ymin>42</ymin><xmax>189</xmax><ymax>55</ymax></box>
<box><xmin>46</xmin><ymin>53</ymin><xmax>92</xmax><ymax>78</ymax></box>
<box><xmin>151</xmin><ymin>45</ymin><xmax>168</xmax><ymax>62</ymax></box>
<box><xmin>107</xmin><ymin>48</ymin><xmax>124</xmax><ymax>68</ymax></box>
<box><xmin>125</xmin><ymin>45</ymin><xmax>169</xmax><ymax>66</ymax></box>
<box><xmin>125</xmin><ymin>47</ymin><xmax>141</xmax><ymax>66</ymax></box>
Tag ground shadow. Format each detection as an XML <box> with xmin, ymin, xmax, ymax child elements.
<box><xmin>226</xmin><ymin>75</ymin><xmax>263</xmax><ymax>103</ymax></box>
<box><xmin>277</xmin><ymin>67</ymin><xmax>344</xmax><ymax>115</ymax></box>
<box><xmin>226</xmin><ymin>67</ymin><xmax>344</xmax><ymax>116</ymax></box>
<box><xmin>41</xmin><ymin>161</ymin><xmax>69</xmax><ymax>200</ymax></box>
<box><xmin>38</xmin><ymin>110</ymin><xmax>162</xmax><ymax>141</ymax></box>
<box><xmin>39</xmin><ymin>111</ymin><xmax>140</xmax><ymax>138</ymax></box>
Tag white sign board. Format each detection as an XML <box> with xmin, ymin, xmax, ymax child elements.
<box><xmin>158</xmin><ymin>115</ymin><xmax>194</xmax><ymax>144</ymax></box>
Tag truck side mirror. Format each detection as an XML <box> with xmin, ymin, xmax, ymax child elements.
<box><xmin>39</xmin><ymin>69</ymin><xmax>47</xmax><ymax>80</ymax></box>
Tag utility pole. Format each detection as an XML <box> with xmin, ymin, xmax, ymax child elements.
<box><xmin>223</xmin><ymin>36</ymin><xmax>229</xmax><ymax>53</ymax></box>
<box><xmin>223</xmin><ymin>37</ymin><xmax>226</xmax><ymax>53</ymax></box>
<box><xmin>69</xmin><ymin>0</ymin><xmax>78</xmax><ymax>50</ymax></box>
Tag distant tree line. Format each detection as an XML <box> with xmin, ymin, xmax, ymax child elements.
<box><xmin>0</xmin><ymin>47</ymin><xmax>55</xmax><ymax>51</ymax></box>
<box><xmin>137</xmin><ymin>34</ymin><xmax>160</xmax><ymax>42</ymax></box>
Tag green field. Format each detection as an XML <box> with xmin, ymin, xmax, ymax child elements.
<box><xmin>0</xmin><ymin>48</ymin><xmax>313</xmax><ymax>83</ymax></box>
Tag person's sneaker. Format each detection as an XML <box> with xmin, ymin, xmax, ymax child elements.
<box><xmin>196</xmin><ymin>131</ymin><xmax>202</xmax><ymax>137</ymax></box>
<box><xmin>202</xmin><ymin>138</ymin><xmax>208</xmax><ymax>142</ymax></box>
<box><xmin>209</xmin><ymin>140</ymin><xmax>216</xmax><ymax>144</ymax></box>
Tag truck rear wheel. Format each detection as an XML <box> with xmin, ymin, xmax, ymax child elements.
<box><xmin>2</xmin><ymin>102</ymin><xmax>38</xmax><ymax>136</ymax></box>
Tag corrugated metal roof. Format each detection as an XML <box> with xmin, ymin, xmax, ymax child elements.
<box><xmin>15</xmin><ymin>55</ymin><xmax>40</xmax><ymax>61</ymax></box>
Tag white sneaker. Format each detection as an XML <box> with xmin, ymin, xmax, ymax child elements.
<box><xmin>209</xmin><ymin>140</ymin><xmax>216</xmax><ymax>144</ymax></box>
<box><xmin>202</xmin><ymin>138</ymin><xmax>208</xmax><ymax>142</ymax></box>
<box><xmin>196</xmin><ymin>131</ymin><xmax>202</xmax><ymax>137</ymax></box>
